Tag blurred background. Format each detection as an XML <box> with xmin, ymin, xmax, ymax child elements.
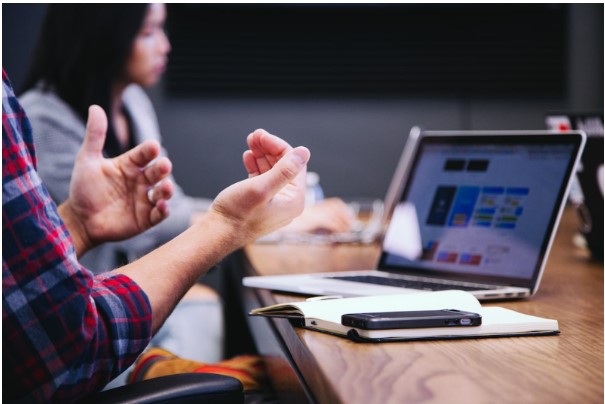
<box><xmin>3</xmin><ymin>3</ymin><xmax>603</xmax><ymax>200</ymax></box>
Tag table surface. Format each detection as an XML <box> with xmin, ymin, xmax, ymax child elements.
<box><xmin>244</xmin><ymin>208</ymin><xmax>604</xmax><ymax>404</ymax></box>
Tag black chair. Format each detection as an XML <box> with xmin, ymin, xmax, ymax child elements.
<box><xmin>83</xmin><ymin>373</ymin><xmax>244</xmax><ymax>404</ymax></box>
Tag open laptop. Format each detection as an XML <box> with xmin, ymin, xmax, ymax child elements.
<box><xmin>244</xmin><ymin>129</ymin><xmax>586</xmax><ymax>300</ymax></box>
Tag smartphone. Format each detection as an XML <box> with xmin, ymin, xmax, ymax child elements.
<box><xmin>341</xmin><ymin>309</ymin><xmax>482</xmax><ymax>330</ymax></box>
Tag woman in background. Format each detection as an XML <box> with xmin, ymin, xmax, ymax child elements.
<box><xmin>20</xmin><ymin>2</ymin><xmax>353</xmax><ymax>387</ymax></box>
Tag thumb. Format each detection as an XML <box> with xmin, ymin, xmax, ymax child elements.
<box><xmin>80</xmin><ymin>105</ymin><xmax>108</xmax><ymax>157</ymax></box>
<box><xmin>255</xmin><ymin>146</ymin><xmax>310</xmax><ymax>195</ymax></box>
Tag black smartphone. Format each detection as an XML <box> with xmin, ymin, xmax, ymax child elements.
<box><xmin>341</xmin><ymin>309</ymin><xmax>482</xmax><ymax>330</ymax></box>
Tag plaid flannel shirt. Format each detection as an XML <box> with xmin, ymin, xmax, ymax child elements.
<box><xmin>2</xmin><ymin>69</ymin><xmax>152</xmax><ymax>402</ymax></box>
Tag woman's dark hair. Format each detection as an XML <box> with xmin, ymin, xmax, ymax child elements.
<box><xmin>21</xmin><ymin>4</ymin><xmax>149</xmax><ymax>156</ymax></box>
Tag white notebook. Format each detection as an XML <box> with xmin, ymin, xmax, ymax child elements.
<box><xmin>249</xmin><ymin>290</ymin><xmax>559</xmax><ymax>342</ymax></box>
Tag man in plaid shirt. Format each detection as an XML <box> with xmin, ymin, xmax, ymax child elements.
<box><xmin>2</xmin><ymin>69</ymin><xmax>311</xmax><ymax>402</ymax></box>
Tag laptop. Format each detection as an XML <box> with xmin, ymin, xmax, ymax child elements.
<box><xmin>244</xmin><ymin>129</ymin><xmax>586</xmax><ymax>300</ymax></box>
<box><xmin>545</xmin><ymin>113</ymin><xmax>603</xmax><ymax>260</ymax></box>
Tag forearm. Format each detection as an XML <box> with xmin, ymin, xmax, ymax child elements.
<box><xmin>115</xmin><ymin>211</ymin><xmax>244</xmax><ymax>333</ymax></box>
<box><xmin>114</xmin><ymin>137</ymin><xmax>309</xmax><ymax>333</ymax></box>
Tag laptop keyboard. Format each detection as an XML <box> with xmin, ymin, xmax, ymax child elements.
<box><xmin>327</xmin><ymin>275</ymin><xmax>494</xmax><ymax>292</ymax></box>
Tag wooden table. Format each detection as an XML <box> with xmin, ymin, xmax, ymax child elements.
<box><xmin>242</xmin><ymin>208</ymin><xmax>603</xmax><ymax>403</ymax></box>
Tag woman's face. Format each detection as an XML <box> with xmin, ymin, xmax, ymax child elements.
<box><xmin>125</xmin><ymin>3</ymin><xmax>171</xmax><ymax>87</ymax></box>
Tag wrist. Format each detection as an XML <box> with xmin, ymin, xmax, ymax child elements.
<box><xmin>58</xmin><ymin>200</ymin><xmax>94</xmax><ymax>256</ymax></box>
<box><xmin>199</xmin><ymin>209</ymin><xmax>250</xmax><ymax>251</ymax></box>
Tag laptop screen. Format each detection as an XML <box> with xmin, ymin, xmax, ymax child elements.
<box><xmin>379</xmin><ymin>132</ymin><xmax>584</xmax><ymax>288</ymax></box>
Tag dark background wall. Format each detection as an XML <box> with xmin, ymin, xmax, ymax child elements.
<box><xmin>3</xmin><ymin>4</ymin><xmax>603</xmax><ymax>200</ymax></box>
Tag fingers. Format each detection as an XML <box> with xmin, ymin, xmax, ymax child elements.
<box><xmin>252</xmin><ymin>146</ymin><xmax>310</xmax><ymax>199</ymax></box>
<box><xmin>147</xmin><ymin>179</ymin><xmax>174</xmax><ymax>205</ymax></box>
<box><xmin>82</xmin><ymin>106</ymin><xmax>168</xmax><ymax>182</ymax></box>
<box><xmin>327</xmin><ymin>208</ymin><xmax>356</xmax><ymax>233</ymax></box>
<box><xmin>143</xmin><ymin>157</ymin><xmax>173</xmax><ymax>225</ymax></box>
<box><xmin>125</xmin><ymin>140</ymin><xmax>163</xmax><ymax>169</ymax></box>
<box><xmin>319</xmin><ymin>199</ymin><xmax>356</xmax><ymax>231</ymax></box>
<box><xmin>247</xmin><ymin>129</ymin><xmax>292</xmax><ymax>157</ymax></box>
<box><xmin>291</xmin><ymin>198</ymin><xmax>355</xmax><ymax>234</ymax></box>
<box><xmin>147</xmin><ymin>179</ymin><xmax>173</xmax><ymax>226</ymax></box>
<box><xmin>246</xmin><ymin>129</ymin><xmax>293</xmax><ymax>174</ymax></box>
<box><xmin>149</xmin><ymin>199</ymin><xmax>170</xmax><ymax>226</ymax></box>
<box><xmin>243</xmin><ymin>150</ymin><xmax>260</xmax><ymax>177</ymax></box>
<box><xmin>80</xmin><ymin>105</ymin><xmax>108</xmax><ymax>157</ymax></box>
<box><xmin>142</xmin><ymin>156</ymin><xmax>172</xmax><ymax>186</ymax></box>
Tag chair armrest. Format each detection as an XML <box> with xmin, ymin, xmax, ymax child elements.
<box><xmin>84</xmin><ymin>373</ymin><xmax>244</xmax><ymax>404</ymax></box>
